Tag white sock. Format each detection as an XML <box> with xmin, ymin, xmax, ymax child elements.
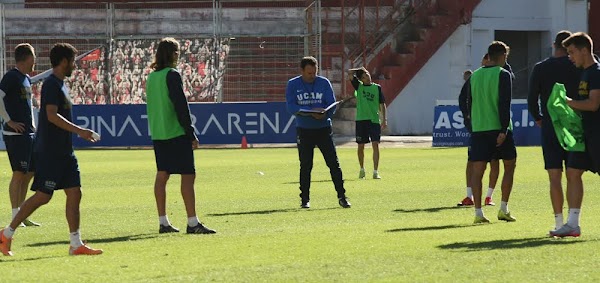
<box><xmin>500</xmin><ymin>201</ymin><xmax>508</xmax><ymax>213</ymax></box>
<box><xmin>475</xmin><ymin>208</ymin><xmax>484</xmax><ymax>217</ymax></box>
<box><xmin>11</xmin><ymin>208</ymin><xmax>19</xmax><ymax>220</ymax></box>
<box><xmin>555</xmin><ymin>213</ymin><xmax>564</xmax><ymax>229</ymax></box>
<box><xmin>486</xmin><ymin>188</ymin><xmax>494</xmax><ymax>198</ymax></box>
<box><xmin>70</xmin><ymin>230</ymin><xmax>84</xmax><ymax>248</ymax></box>
<box><xmin>373</xmin><ymin>170</ymin><xmax>378</xmax><ymax>174</ymax></box>
<box><xmin>159</xmin><ymin>215</ymin><xmax>170</xmax><ymax>226</ymax></box>
<box><xmin>188</xmin><ymin>216</ymin><xmax>200</xmax><ymax>227</ymax></box>
<box><xmin>3</xmin><ymin>226</ymin><xmax>15</xmax><ymax>238</ymax></box>
<box><xmin>360</xmin><ymin>167</ymin><xmax>365</xmax><ymax>172</ymax></box>
<box><xmin>466</xmin><ymin>187</ymin><xmax>473</xmax><ymax>199</ymax></box>
<box><xmin>568</xmin><ymin>209</ymin><xmax>581</xmax><ymax>227</ymax></box>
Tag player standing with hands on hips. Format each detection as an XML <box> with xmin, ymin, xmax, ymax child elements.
<box><xmin>286</xmin><ymin>56</ymin><xmax>351</xmax><ymax>209</ymax></box>
<box><xmin>146</xmin><ymin>37</ymin><xmax>216</xmax><ymax>235</ymax></box>
<box><xmin>0</xmin><ymin>43</ymin><xmax>40</xmax><ymax>227</ymax></box>
<box><xmin>0</xmin><ymin>43</ymin><xmax>102</xmax><ymax>256</ymax></box>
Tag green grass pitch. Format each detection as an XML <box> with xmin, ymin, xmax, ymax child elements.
<box><xmin>0</xmin><ymin>146</ymin><xmax>599</xmax><ymax>282</ymax></box>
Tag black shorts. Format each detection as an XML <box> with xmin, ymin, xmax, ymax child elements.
<box><xmin>31</xmin><ymin>152</ymin><xmax>81</xmax><ymax>195</ymax></box>
<box><xmin>355</xmin><ymin>120</ymin><xmax>381</xmax><ymax>144</ymax></box>
<box><xmin>470</xmin><ymin>131</ymin><xmax>517</xmax><ymax>162</ymax></box>
<box><xmin>153</xmin><ymin>135</ymin><xmax>195</xmax><ymax>174</ymax></box>
<box><xmin>541</xmin><ymin>121</ymin><xmax>568</xmax><ymax>170</ymax></box>
<box><xmin>4</xmin><ymin>134</ymin><xmax>36</xmax><ymax>173</ymax></box>
<box><xmin>567</xmin><ymin>135</ymin><xmax>600</xmax><ymax>174</ymax></box>
<box><xmin>467</xmin><ymin>135</ymin><xmax>499</xmax><ymax>162</ymax></box>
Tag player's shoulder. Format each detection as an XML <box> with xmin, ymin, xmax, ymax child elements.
<box><xmin>288</xmin><ymin>75</ymin><xmax>301</xmax><ymax>83</ymax></box>
<box><xmin>2</xmin><ymin>69</ymin><xmax>21</xmax><ymax>82</ymax></box>
<box><xmin>315</xmin><ymin>75</ymin><xmax>331</xmax><ymax>84</ymax></box>
<box><xmin>42</xmin><ymin>74</ymin><xmax>63</xmax><ymax>90</ymax></box>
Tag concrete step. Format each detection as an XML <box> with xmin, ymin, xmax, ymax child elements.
<box><xmin>332</xmin><ymin>120</ymin><xmax>355</xmax><ymax>136</ymax></box>
<box><xmin>335</xmin><ymin>107</ymin><xmax>356</xmax><ymax>121</ymax></box>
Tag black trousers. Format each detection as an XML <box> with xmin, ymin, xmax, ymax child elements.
<box><xmin>296</xmin><ymin>127</ymin><xmax>346</xmax><ymax>201</ymax></box>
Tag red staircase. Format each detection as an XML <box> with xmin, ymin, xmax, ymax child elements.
<box><xmin>361</xmin><ymin>0</ymin><xmax>481</xmax><ymax>104</ymax></box>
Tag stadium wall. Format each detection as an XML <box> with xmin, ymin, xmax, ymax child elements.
<box><xmin>387</xmin><ymin>0</ymin><xmax>588</xmax><ymax>135</ymax></box>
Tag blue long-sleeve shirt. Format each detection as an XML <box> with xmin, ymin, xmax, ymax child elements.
<box><xmin>286</xmin><ymin>75</ymin><xmax>336</xmax><ymax>129</ymax></box>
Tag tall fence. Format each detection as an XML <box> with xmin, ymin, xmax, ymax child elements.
<box><xmin>0</xmin><ymin>0</ymin><xmax>319</xmax><ymax>104</ymax></box>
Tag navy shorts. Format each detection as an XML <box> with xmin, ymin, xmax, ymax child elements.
<box><xmin>4</xmin><ymin>134</ymin><xmax>36</xmax><ymax>173</ymax></box>
<box><xmin>467</xmin><ymin>135</ymin><xmax>499</xmax><ymax>162</ymax></box>
<box><xmin>153</xmin><ymin>135</ymin><xmax>195</xmax><ymax>174</ymax></box>
<box><xmin>567</xmin><ymin>135</ymin><xmax>600</xmax><ymax>174</ymax></box>
<box><xmin>31</xmin><ymin>152</ymin><xmax>81</xmax><ymax>195</ymax></box>
<box><xmin>355</xmin><ymin>120</ymin><xmax>381</xmax><ymax>144</ymax></box>
<box><xmin>470</xmin><ymin>131</ymin><xmax>517</xmax><ymax>162</ymax></box>
<box><xmin>541</xmin><ymin>121</ymin><xmax>568</xmax><ymax>170</ymax></box>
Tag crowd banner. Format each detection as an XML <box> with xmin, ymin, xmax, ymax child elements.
<box><xmin>432</xmin><ymin>99</ymin><xmax>541</xmax><ymax>147</ymax></box>
<box><xmin>70</xmin><ymin>102</ymin><xmax>297</xmax><ymax>147</ymax></box>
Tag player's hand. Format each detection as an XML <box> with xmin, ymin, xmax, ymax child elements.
<box><xmin>192</xmin><ymin>139</ymin><xmax>199</xmax><ymax>149</ymax></box>
<box><xmin>7</xmin><ymin>120</ymin><xmax>25</xmax><ymax>133</ymax></box>
<box><xmin>496</xmin><ymin>132</ymin><xmax>506</xmax><ymax>147</ymax></box>
<box><xmin>381</xmin><ymin>119</ymin><xmax>388</xmax><ymax>130</ymax></box>
<box><xmin>310</xmin><ymin>107</ymin><xmax>326</xmax><ymax>120</ymax></box>
<box><xmin>78</xmin><ymin>129</ymin><xmax>98</xmax><ymax>143</ymax></box>
<box><xmin>566</xmin><ymin>96</ymin><xmax>574</xmax><ymax>107</ymax></box>
<box><xmin>535</xmin><ymin>120</ymin><xmax>542</xmax><ymax>127</ymax></box>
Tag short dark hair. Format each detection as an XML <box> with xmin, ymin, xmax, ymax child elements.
<box><xmin>355</xmin><ymin>69</ymin><xmax>369</xmax><ymax>80</ymax></box>
<box><xmin>300</xmin><ymin>56</ymin><xmax>318</xmax><ymax>69</ymax></box>
<box><xmin>151</xmin><ymin>37</ymin><xmax>180</xmax><ymax>70</ymax></box>
<box><xmin>487</xmin><ymin>41</ymin><xmax>509</xmax><ymax>61</ymax></box>
<box><xmin>482</xmin><ymin>53</ymin><xmax>489</xmax><ymax>61</ymax></box>
<box><xmin>562</xmin><ymin>32</ymin><xmax>593</xmax><ymax>52</ymax></box>
<box><xmin>554</xmin><ymin>30</ymin><xmax>572</xmax><ymax>50</ymax></box>
<box><xmin>15</xmin><ymin>43</ymin><xmax>35</xmax><ymax>63</ymax></box>
<box><xmin>50</xmin><ymin>43</ymin><xmax>77</xmax><ymax>67</ymax></box>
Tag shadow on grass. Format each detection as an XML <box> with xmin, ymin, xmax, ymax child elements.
<box><xmin>438</xmin><ymin>236</ymin><xmax>587</xmax><ymax>251</ymax></box>
<box><xmin>26</xmin><ymin>233</ymin><xmax>158</xmax><ymax>247</ymax></box>
<box><xmin>0</xmin><ymin>255</ymin><xmax>64</xmax><ymax>262</ymax></box>
<box><xmin>282</xmin><ymin>179</ymin><xmax>359</xmax><ymax>185</ymax></box>
<box><xmin>386</xmin><ymin>224</ymin><xmax>474</xmax><ymax>233</ymax></box>
<box><xmin>207</xmin><ymin>207</ymin><xmax>339</xmax><ymax>217</ymax></box>
<box><xmin>393</xmin><ymin>206</ymin><xmax>465</xmax><ymax>213</ymax></box>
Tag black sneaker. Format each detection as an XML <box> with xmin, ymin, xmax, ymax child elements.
<box><xmin>301</xmin><ymin>200</ymin><xmax>310</xmax><ymax>209</ymax></box>
<box><xmin>187</xmin><ymin>223</ymin><xmax>217</xmax><ymax>234</ymax></box>
<box><xmin>159</xmin><ymin>224</ymin><xmax>180</xmax><ymax>233</ymax></box>
<box><xmin>338</xmin><ymin>197</ymin><xmax>351</xmax><ymax>208</ymax></box>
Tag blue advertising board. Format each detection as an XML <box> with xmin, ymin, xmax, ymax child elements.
<box><xmin>432</xmin><ymin>102</ymin><xmax>541</xmax><ymax>147</ymax></box>
<box><xmin>70</xmin><ymin>102</ymin><xmax>296</xmax><ymax>147</ymax></box>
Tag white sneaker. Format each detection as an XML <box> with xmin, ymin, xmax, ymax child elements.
<box><xmin>549</xmin><ymin>224</ymin><xmax>581</xmax><ymax>237</ymax></box>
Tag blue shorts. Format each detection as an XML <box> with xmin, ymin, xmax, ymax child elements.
<box><xmin>4</xmin><ymin>134</ymin><xmax>36</xmax><ymax>173</ymax></box>
<box><xmin>31</xmin><ymin>152</ymin><xmax>81</xmax><ymax>195</ymax></box>
<box><xmin>541</xmin><ymin>121</ymin><xmax>568</xmax><ymax>170</ymax></box>
<box><xmin>470</xmin><ymin>131</ymin><xmax>517</xmax><ymax>162</ymax></box>
<box><xmin>153</xmin><ymin>135</ymin><xmax>195</xmax><ymax>174</ymax></box>
<box><xmin>355</xmin><ymin>120</ymin><xmax>381</xmax><ymax>144</ymax></box>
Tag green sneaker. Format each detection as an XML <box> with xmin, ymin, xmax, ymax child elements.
<box><xmin>359</xmin><ymin>169</ymin><xmax>366</xmax><ymax>179</ymax></box>
<box><xmin>373</xmin><ymin>172</ymin><xmax>381</xmax><ymax>179</ymax></box>
<box><xmin>473</xmin><ymin>215</ymin><xmax>490</xmax><ymax>224</ymax></box>
<box><xmin>497</xmin><ymin>210</ymin><xmax>516</xmax><ymax>222</ymax></box>
<box><xmin>22</xmin><ymin>219</ymin><xmax>41</xmax><ymax>227</ymax></box>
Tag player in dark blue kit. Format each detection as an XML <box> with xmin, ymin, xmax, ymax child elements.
<box><xmin>0</xmin><ymin>43</ymin><xmax>40</xmax><ymax>227</ymax></box>
<box><xmin>286</xmin><ymin>56</ymin><xmax>350</xmax><ymax>209</ymax></box>
<box><xmin>528</xmin><ymin>30</ymin><xmax>581</xmax><ymax>231</ymax></box>
<box><xmin>549</xmin><ymin>32</ymin><xmax>600</xmax><ymax>237</ymax></box>
<box><xmin>0</xmin><ymin>43</ymin><xmax>102</xmax><ymax>256</ymax></box>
